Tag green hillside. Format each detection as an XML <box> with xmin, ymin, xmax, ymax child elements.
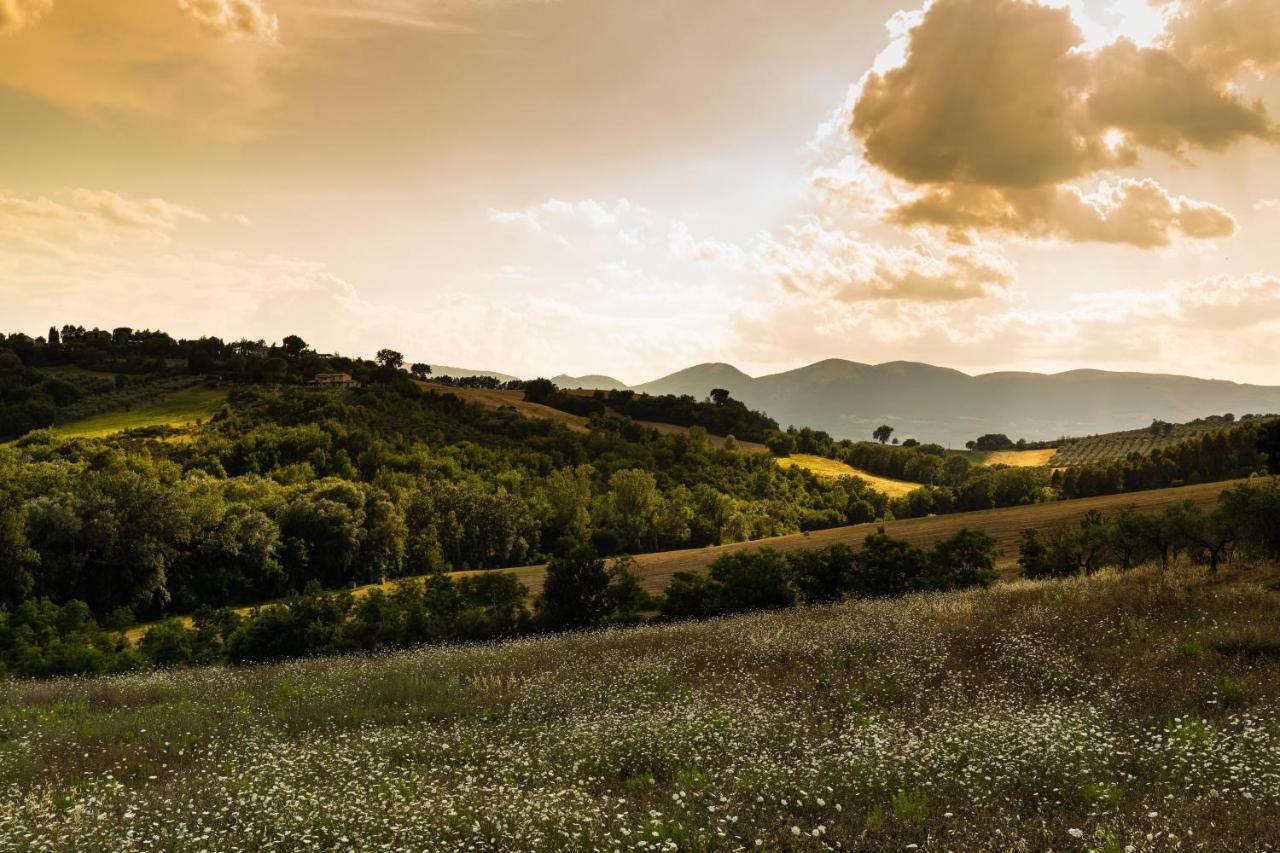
<box><xmin>52</xmin><ymin>386</ymin><xmax>227</xmax><ymax>438</ymax></box>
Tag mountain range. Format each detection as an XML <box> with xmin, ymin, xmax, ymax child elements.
<box><xmin>550</xmin><ymin>360</ymin><xmax>1280</xmax><ymax>447</ymax></box>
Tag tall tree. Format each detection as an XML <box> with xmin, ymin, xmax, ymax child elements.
<box><xmin>538</xmin><ymin>545</ymin><xmax>611</xmax><ymax>630</ymax></box>
<box><xmin>375</xmin><ymin>349</ymin><xmax>405</xmax><ymax>369</ymax></box>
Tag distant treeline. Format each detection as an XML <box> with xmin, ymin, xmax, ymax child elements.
<box><xmin>765</xmin><ymin>427</ymin><xmax>1056</xmax><ymax>512</ymax></box>
<box><xmin>1053</xmin><ymin>421</ymin><xmax>1276</xmax><ymax>499</ymax></box>
<box><xmin>1</xmin><ymin>326</ymin><xmax>396</xmax><ymax>440</ymax></box>
<box><xmin>763</xmin><ymin>419</ymin><xmax>1278</xmax><ymax>509</ymax></box>
<box><xmin>527</xmin><ymin>383</ymin><xmax>780</xmax><ymax>445</ymax></box>
<box><xmin>427</xmin><ymin>376</ymin><xmax>782</xmax><ymax>445</ymax></box>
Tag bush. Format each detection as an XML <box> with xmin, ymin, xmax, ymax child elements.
<box><xmin>538</xmin><ymin>545</ymin><xmax>611</xmax><ymax>630</ymax></box>
<box><xmin>851</xmin><ymin>534</ymin><xmax>930</xmax><ymax>598</ymax></box>
<box><xmin>925</xmin><ymin>529</ymin><xmax>997</xmax><ymax>591</ymax></box>
<box><xmin>708</xmin><ymin>549</ymin><xmax>794</xmax><ymax>613</ymax></box>
<box><xmin>787</xmin><ymin>544</ymin><xmax>857</xmax><ymax>604</ymax></box>
<box><xmin>660</xmin><ymin>572</ymin><xmax>723</xmax><ymax>621</ymax></box>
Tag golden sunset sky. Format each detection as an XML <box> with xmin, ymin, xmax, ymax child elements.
<box><xmin>2</xmin><ymin>0</ymin><xmax>1278</xmax><ymax>384</ymax></box>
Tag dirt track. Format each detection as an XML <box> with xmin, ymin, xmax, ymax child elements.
<box><xmin>493</xmin><ymin>478</ymin><xmax>1243</xmax><ymax>594</ymax></box>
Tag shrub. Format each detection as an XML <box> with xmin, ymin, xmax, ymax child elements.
<box><xmin>786</xmin><ymin>544</ymin><xmax>857</xmax><ymax>604</ymax></box>
<box><xmin>659</xmin><ymin>572</ymin><xmax>722</xmax><ymax>621</ymax></box>
<box><xmin>708</xmin><ymin>548</ymin><xmax>794</xmax><ymax>613</ymax></box>
<box><xmin>538</xmin><ymin>545</ymin><xmax>611</xmax><ymax>630</ymax></box>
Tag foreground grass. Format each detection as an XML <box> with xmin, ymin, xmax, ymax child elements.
<box><xmin>53</xmin><ymin>387</ymin><xmax>227</xmax><ymax>438</ymax></box>
<box><xmin>4</xmin><ymin>565</ymin><xmax>1280</xmax><ymax>851</ymax></box>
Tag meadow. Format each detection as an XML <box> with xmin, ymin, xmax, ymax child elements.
<box><xmin>51</xmin><ymin>387</ymin><xmax>228</xmax><ymax>439</ymax></box>
<box><xmin>4</xmin><ymin>561</ymin><xmax>1279</xmax><ymax>851</ymax></box>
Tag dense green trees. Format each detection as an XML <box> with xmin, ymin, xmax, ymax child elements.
<box><xmin>537</xmin><ymin>546</ymin><xmax>612</xmax><ymax>629</ymax></box>
<box><xmin>0</xmin><ymin>378</ymin><xmax>890</xmax><ymax>623</ymax></box>
<box><xmin>660</xmin><ymin>531</ymin><xmax>996</xmax><ymax>621</ymax></box>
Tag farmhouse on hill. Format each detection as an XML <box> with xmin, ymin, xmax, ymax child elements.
<box><xmin>310</xmin><ymin>372</ymin><xmax>360</xmax><ymax>389</ymax></box>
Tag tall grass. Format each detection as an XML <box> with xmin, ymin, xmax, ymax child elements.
<box><xmin>2</xmin><ymin>563</ymin><xmax>1279</xmax><ymax>850</ymax></box>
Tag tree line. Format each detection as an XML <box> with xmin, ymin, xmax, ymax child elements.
<box><xmin>1053</xmin><ymin>420</ymin><xmax>1275</xmax><ymax>499</ymax></box>
<box><xmin>0</xmin><ymin>526</ymin><xmax>998</xmax><ymax>679</ymax></box>
<box><xmin>5</xmin><ymin>471</ymin><xmax>1278</xmax><ymax>679</ymax></box>
<box><xmin>1020</xmin><ymin>478</ymin><xmax>1280</xmax><ymax>578</ymax></box>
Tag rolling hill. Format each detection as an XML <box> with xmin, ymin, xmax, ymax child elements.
<box><xmin>549</xmin><ymin>373</ymin><xmax>628</xmax><ymax>390</ymax></box>
<box><xmin>632</xmin><ymin>360</ymin><xmax>1280</xmax><ymax>447</ymax></box>
<box><xmin>1049</xmin><ymin>414</ymin><xmax>1279</xmax><ymax>467</ymax></box>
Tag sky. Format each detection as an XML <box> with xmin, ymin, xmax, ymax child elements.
<box><xmin>2</xmin><ymin>0</ymin><xmax>1279</xmax><ymax>385</ymax></box>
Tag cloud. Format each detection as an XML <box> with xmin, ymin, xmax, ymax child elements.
<box><xmin>755</xmin><ymin>218</ymin><xmax>1015</xmax><ymax>304</ymax></box>
<box><xmin>852</xmin><ymin>0</ymin><xmax>1115</xmax><ymax>189</ymax></box>
<box><xmin>178</xmin><ymin>0</ymin><xmax>279</xmax><ymax>41</ymax></box>
<box><xmin>1163</xmin><ymin>0</ymin><xmax>1280</xmax><ymax>81</ymax></box>
<box><xmin>0</xmin><ymin>0</ymin><xmax>281</xmax><ymax>138</ymax></box>
<box><xmin>892</xmin><ymin>178</ymin><xmax>1238</xmax><ymax>247</ymax></box>
<box><xmin>0</xmin><ymin>188</ymin><xmax>208</xmax><ymax>255</ymax></box>
<box><xmin>1083</xmin><ymin>271</ymin><xmax>1280</xmax><ymax>330</ymax></box>
<box><xmin>0</xmin><ymin>0</ymin><xmax>51</xmax><ymax>34</ymax></box>
<box><xmin>1088</xmin><ymin>38</ymin><xmax>1273</xmax><ymax>155</ymax></box>
<box><xmin>69</xmin><ymin>189</ymin><xmax>208</xmax><ymax>233</ymax></box>
<box><xmin>843</xmin><ymin>0</ymin><xmax>1274</xmax><ymax>247</ymax></box>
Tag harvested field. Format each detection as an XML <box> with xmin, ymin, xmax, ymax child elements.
<box><xmin>777</xmin><ymin>453</ymin><xmax>920</xmax><ymax>496</ymax></box>
<box><xmin>415</xmin><ymin>382</ymin><xmax>591</xmax><ymax>432</ymax></box>
<box><xmin>977</xmin><ymin>448</ymin><xmax>1057</xmax><ymax>467</ymax></box>
<box><xmin>498</xmin><ymin>478</ymin><xmax>1241</xmax><ymax>594</ymax></box>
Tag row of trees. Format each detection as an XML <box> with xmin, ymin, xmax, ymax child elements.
<box><xmin>1055</xmin><ymin>421</ymin><xmax>1274</xmax><ymax>499</ymax></box>
<box><xmin>0</xmin><ymin>527</ymin><xmax>993</xmax><ymax>679</ymax></box>
<box><xmin>530</xmin><ymin>386</ymin><xmax>780</xmax><ymax>444</ymax></box>
<box><xmin>1020</xmin><ymin>479</ymin><xmax>1280</xmax><ymax>578</ymax></box>
<box><xmin>8</xmin><ymin>476</ymin><xmax>1280</xmax><ymax>680</ymax></box>
<box><xmin>660</xmin><ymin>529</ymin><xmax>996</xmax><ymax>620</ymax></box>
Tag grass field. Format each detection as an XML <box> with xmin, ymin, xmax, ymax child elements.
<box><xmin>8</xmin><ymin>561</ymin><xmax>1280</xmax><ymax>850</ymax></box>
<box><xmin>777</xmin><ymin>453</ymin><xmax>921</xmax><ymax>496</ymax></box>
<box><xmin>53</xmin><ymin>387</ymin><xmax>227</xmax><ymax>439</ymax></box>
